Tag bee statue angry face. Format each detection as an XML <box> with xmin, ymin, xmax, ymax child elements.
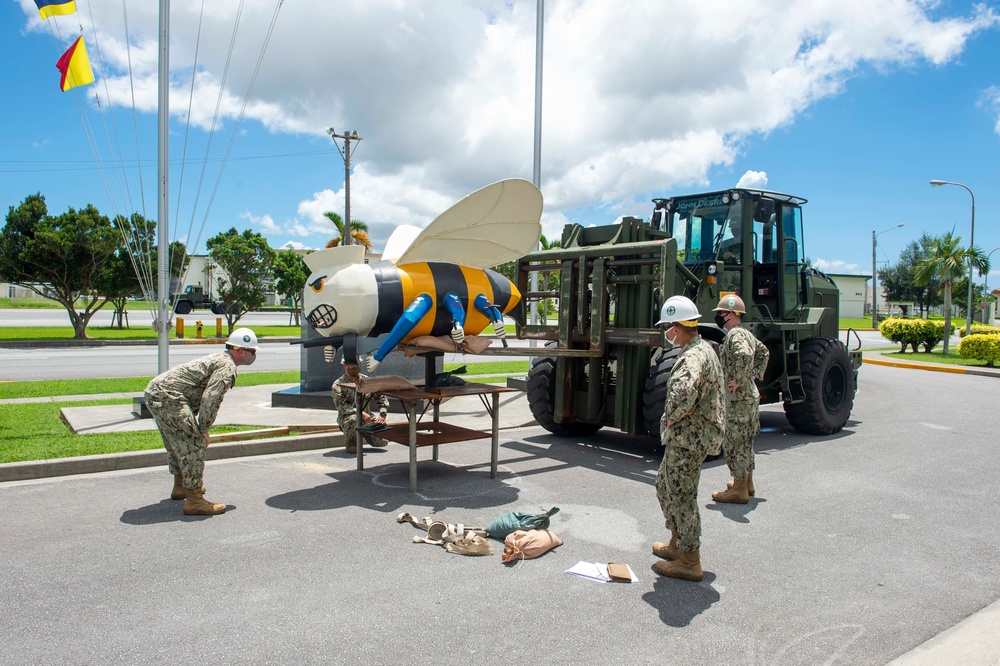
<box><xmin>300</xmin><ymin>178</ymin><xmax>543</xmax><ymax>372</ymax></box>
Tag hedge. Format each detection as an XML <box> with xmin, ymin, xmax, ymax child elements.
<box><xmin>958</xmin><ymin>334</ymin><xmax>1000</xmax><ymax>366</ymax></box>
<box><xmin>958</xmin><ymin>324</ymin><xmax>1000</xmax><ymax>338</ymax></box>
<box><xmin>879</xmin><ymin>318</ymin><xmax>954</xmax><ymax>353</ymax></box>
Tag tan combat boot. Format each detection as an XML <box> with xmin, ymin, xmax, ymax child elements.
<box><xmin>170</xmin><ymin>474</ymin><xmax>186</xmax><ymax>500</ymax></box>
<box><xmin>654</xmin><ymin>548</ymin><xmax>703</xmax><ymax>581</ymax></box>
<box><xmin>713</xmin><ymin>477</ymin><xmax>750</xmax><ymax>504</ymax></box>
<box><xmin>171</xmin><ymin>475</ymin><xmax>205</xmax><ymax>500</ymax></box>
<box><xmin>727</xmin><ymin>469</ymin><xmax>755</xmax><ymax>496</ymax></box>
<box><xmin>183</xmin><ymin>488</ymin><xmax>226</xmax><ymax>515</ymax></box>
<box><xmin>652</xmin><ymin>531</ymin><xmax>682</xmax><ymax>561</ymax></box>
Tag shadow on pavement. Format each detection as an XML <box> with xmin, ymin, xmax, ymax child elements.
<box><xmin>642</xmin><ymin>571</ymin><xmax>720</xmax><ymax>627</ymax></box>
<box><xmin>120</xmin><ymin>499</ymin><xmax>238</xmax><ymax>525</ymax></box>
<box><xmin>263</xmin><ymin>460</ymin><xmax>521</xmax><ymax>515</ymax></box>
<box><xmin>705</xmin><ymin>496</ymin><xmax>767</xmax><ymax>523</ymax></box>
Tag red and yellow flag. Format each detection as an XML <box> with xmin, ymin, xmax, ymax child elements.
<box><xmin>56</xmin><ymin>36</ymin><xmax>94</xmax><ymax>92</ymax></box>
<box><xmin>35</xmin><ymin>0</ymin><xmax>77</xmax><ymax>19</ymax></box>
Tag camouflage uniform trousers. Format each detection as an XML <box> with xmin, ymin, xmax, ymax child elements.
<box><xmin>144</xmin><ymin>392</ymin><xmax>208</xmax><ymax>489</ymax></box>
<box><xmin>655</xmin><ymin>443</ymin><xmax>705</xmax><ymax>552</ymax></box>
<box><xmin>723</xmin><ymin>401</ymin><xmax>760</xmax><ymax>480</ymax></box>
<box><xmin>337</xmin><ymin>416</ymin><xmax>389</xmax><ymax>449</ymax></box>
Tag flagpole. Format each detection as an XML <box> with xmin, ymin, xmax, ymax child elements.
<box><xmin>156</xmin><ymin>0</ymin><xmax>170</xmax><ymax>373</ymax></box>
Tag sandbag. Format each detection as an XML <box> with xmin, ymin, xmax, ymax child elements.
<box><xmin>486</xmin><ymin>507</ymin><xmax>559</xmax><ymax>539</ymax></box>
<box><xmin>501</xmin><ymin>529</ymin><xmax>563</xmax><ymax>563</ymax></box>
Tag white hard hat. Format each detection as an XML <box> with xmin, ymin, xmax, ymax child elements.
<box><xmin>656</xmin><ymin>296</ymin><xmax>701</xmax><ymax>326</ymax></box>
<box><xmin>226</xmin><ymin>327</ymin><xmax>259</xmax><ymax>350</ymax></box>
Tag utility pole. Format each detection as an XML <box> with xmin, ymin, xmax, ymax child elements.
<box><xmin>327</xmin><ymin>128</ymin><xmax>362</xmax><ymax>246</ymax></box>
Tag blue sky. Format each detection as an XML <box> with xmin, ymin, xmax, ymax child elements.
<box><xmin>3</xmin><ymin>0</ymin><xmax>1000</xmax><ymax>285</ymax></box>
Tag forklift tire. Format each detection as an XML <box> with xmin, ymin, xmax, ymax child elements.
<box><xmin>642</xmin><ymin>347</ymin><xmax>681</xmax><ymax>438</ymax></box>
<box><xmin>526</xmin><ymin>357</ymin><xmax>602</xmax><ymax>437</ymax></box>
<box><xmin>783</xmin><ymin>337</ymin><xmax>855</xmax><ymax>435</ymax></box>
<box><xmin>173</xmin><ymin>300</ymin><xmax>193</xmax><ymax>315</ymax></box>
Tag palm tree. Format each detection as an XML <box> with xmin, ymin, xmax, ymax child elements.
<box><xmin>323</xmin><ymin>211</ymin><xmax>372</xmax><ymax>252</ymax></box>
<box><xmin>914</xmin><ymin>231</ymin><xmax>989</xmax><ymax>355</ymax></box>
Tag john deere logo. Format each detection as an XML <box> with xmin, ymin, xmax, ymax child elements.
<box><xmin>666</xmin><ymin>306</ymin><xmax>676</xmax><ymax>316</ymax></box>
<box><xmin>242</xmin><ymin>334</ymin><xmax>251</xmax><ymax>343</ymax></box>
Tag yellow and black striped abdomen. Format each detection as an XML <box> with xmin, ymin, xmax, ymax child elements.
<box><xmin>370</xmin><ymin>262</ymin><xmax>520</xmax><ymax>340</ymax></box>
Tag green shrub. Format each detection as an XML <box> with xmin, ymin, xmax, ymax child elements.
<box><xmin>958</xmin><ymin>334</ymin><xmax>1000</xmax><ymax>366</ymax></box>
<box><xmin>959</xmin><ymin>324</ymin><xmax>1000</xmax><ymax>338</ymax></box>
<box><xmin>879</xmin><ymin>318</ymin><xmax>954</xmax><ymax>353</ymax></box>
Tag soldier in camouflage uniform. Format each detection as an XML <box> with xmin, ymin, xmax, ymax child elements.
<box><xmin>710</xmin><ymin>295</ymin><xmax>770</xmax><ymax>504</ymax></box>
<box><xmin>651</xmin><ymin>296</ymin><xmax>725</xmax><ymax>582</ymax></box>
<box><xmin>144</xmin><ymin>327</ymin><xmax>259</xmax><ymax>516</ymax></box>
<box><xmin>332</xmin><ymin>361</ymin><xmax>390</xmax><ymax>453</ymax></box>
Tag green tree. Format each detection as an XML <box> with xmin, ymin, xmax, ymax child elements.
<box><xmin>206</xmin><ymin>227</ymin><xmax>277</xmax><ymax>334</ymax></box>
<box><xmin>0</xmin><ymin>194</ymin><xmax>120</xmax><ymax>339</ymax></box>
<box><xmin>323</xmin><ymin>211</ymin><xmax>372</xmax><ymax>251</ymax></box>
<box><xmin>273</xmin><ymin>247</ymin><xmax>311</xmax><ymax>326</ymax></box>
<box><xmin>914</xmin><ymin>231</ymin><xmax>989</xmax><ymax>355</ymax></box>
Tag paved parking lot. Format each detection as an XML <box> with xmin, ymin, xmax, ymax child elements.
<box><xmin>1</xmin><ymin>363</ymin><xmax>998</xmax><ymax>664</ymax></box>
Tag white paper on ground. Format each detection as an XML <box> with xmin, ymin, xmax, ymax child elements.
<box><xmin>564</xmin><ymin>561</ymin><xmax>638</xmax><ymax>583</ymax></box>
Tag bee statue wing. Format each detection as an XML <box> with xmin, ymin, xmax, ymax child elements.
<box><xmin>381</xmin><ymin>225</ymin><xmax>423</xmax><ymax>265</ymax></box>
<box><xmin>395</xmin><ymin>178</ymin><xmax>542</xmax><ymax>269</ymax></box>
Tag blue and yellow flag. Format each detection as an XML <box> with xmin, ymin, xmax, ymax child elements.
<box><xmin>56</xmin><ymin>37</ymin><xmax>94</xmax><ymax>92</ymax></box>
<box><xmin>35</xmin><ymin>0</ymin><xmax>77</xmax><ymax>19</ymax></box>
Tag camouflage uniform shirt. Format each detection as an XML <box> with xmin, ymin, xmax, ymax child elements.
<box><xmin>144</xmin><ymin>352</ymin><xmax>237</xmax><ymax>434</ymax></box>
<box><xmin>661</xmin><ymin>336</ymin><xmax>725</xmax><ymax>455</ymax></box>
<box><xmin>332</xmin><ymin>373</ymin><xmax>389</xmax><ymax>424</ymax></box>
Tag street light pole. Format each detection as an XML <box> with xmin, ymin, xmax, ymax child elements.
<box><xmin>872</xmin><ymin>224</ymin><xmax>904</xmax><ymax>328</ymax></box>
<box><xmin>984</xmin><ymin>246</ymin><xmax>1000</xmax><ymax>325</ymax></box>
<box><xmin>328</xmin><ymin>128</ymin><xmax>362</xmax><ymax>247</ymax></box>
<box><xmin>930</xmin><ymin>180</ymin><xmax>975</xmax><ymax>336</ymax></box>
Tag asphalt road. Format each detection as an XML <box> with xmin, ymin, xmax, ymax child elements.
<box><xmin>0</xmin><ymin>306</ymin><xmax>899</xmax><ymax>382</ymax></box>
<box><xmin>0</xmin><ymin>364</ymin><xmax>996</xmax><ymax>664</ymax></box>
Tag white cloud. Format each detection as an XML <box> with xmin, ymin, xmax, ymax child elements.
<box><xmin>21</xmin><ymin>1</ymin><xmax>998</xmax><ymax>248</ymax></box>
<box><xmin>813</xmin><ymin>259</ymin><xmax>864</xmax><ymax>274</ymax></box>
<box><xmin>737</xmin><ymin>170</ymin><xmax>769</xmax><ymax>189</ymax></box>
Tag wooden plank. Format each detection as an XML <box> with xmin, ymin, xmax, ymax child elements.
<box><xmin>208</xmin><ymin>427</ymin><xmax>290</xmax><ymax>443</ymax></box>
<box><xmin>379</xmin><ymin>422</ymin><xmax>489</xmax><ymax>447</ymax></box>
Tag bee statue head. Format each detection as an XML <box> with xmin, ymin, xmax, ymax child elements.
<box><xmin>301</xmin><ymin>244</ymin><xmax>378</xmax><ymax>338</ymax></box>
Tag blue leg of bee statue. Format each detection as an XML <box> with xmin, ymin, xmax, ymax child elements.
<box><xmin>367</xmin><ymin>294</ymin><xmax>433</xmax><ymax>372</ymax></box>
<box><xmin>443</xmin><ymin>292</ymin><xmax>467</xmax><ymax>347</ymax></box>
<box><xmin>474</xmin><ymin>294</ymin><xmax>508</xmax><ymax>348</ymax></box>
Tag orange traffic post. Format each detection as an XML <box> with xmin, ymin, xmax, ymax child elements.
<box><xmin>176</xmin><ymin>318</ymin><xmax>184</xmax><ymax>338</ymax></box>
<box><xmin>216</xmin><ymin>318</ymin><xmax>223</xmax><ymax>338</ymax></box>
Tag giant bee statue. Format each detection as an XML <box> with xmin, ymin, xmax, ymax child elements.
<box><xmin>299</xmin><ymin>178</ymin><xmax>543</xmax><ymax>371</ymax></box>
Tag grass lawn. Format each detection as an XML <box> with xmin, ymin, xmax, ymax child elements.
<box><xmin>0</xmin><ymin>370</ymin><xmax>301</xmax><ymax>400</ymax></box>
<box><xmin>881</xmin><ymin>349</ymin><xmax>992</xmax><ymax>367</ymax></box>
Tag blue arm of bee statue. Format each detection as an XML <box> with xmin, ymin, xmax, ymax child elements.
<box><xmin>443</xmin><ymin>292</ymin><xmax>467</xmax><ymax>347</ymax></box>
<box><xmin>367</xmin><ymin>293</ymin><xmax>433</xmax><ymax>373</ymax></box>
<box><xmin>474</xmin><ymin>294</ymin><xmax>508</xmax><ymax>348</ymax></box>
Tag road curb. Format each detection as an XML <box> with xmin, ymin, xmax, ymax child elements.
<box><xmin>862</xmin><ymin>357</ymin><xmax>1000</xmax><ymax>378</ymax></box>
<box><xmin>0</xmin><ymin>431</ymin><xmax>344</xmax><ymax>483</ymax></box>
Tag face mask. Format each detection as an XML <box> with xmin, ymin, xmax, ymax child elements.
<box><xmin>715</xmin><ymin>313</ymin><xmax>730</xmax><ymax>328</ymax></box>
<box><xmin>244</xmin><ymin>350</ymin><xmax>257</xmax><ymax>366</ymax></box>
<box><xmin>664</xmin><ymin>327</ymin><xmax>680</xmax><ymax>348</ymax></box>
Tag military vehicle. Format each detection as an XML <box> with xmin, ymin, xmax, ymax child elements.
<box><xmin>171</xmin><ymin>285</ymin><xmax>226</xmax><ymax>315</ymax></box>
<box><xmin>514</xmin><ymin>188</ymin><xmax>861</xmax><ymax>438</ymax></box>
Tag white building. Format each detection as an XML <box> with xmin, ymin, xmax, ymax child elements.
<box><xmin>826</xmin><ymin>273</ymin><xmax>870</xmax><ymax>319</ymax></box>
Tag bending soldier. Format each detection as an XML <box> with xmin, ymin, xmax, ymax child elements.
<box><xmin>144</xmin><ymin>327</ymin><xmax>259</xmax><ymax>516</ymax></box>
<box><xmin>332</xmin><ymin>361</ymin><xmax>389</xmax><ymax>453</ymax></box>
